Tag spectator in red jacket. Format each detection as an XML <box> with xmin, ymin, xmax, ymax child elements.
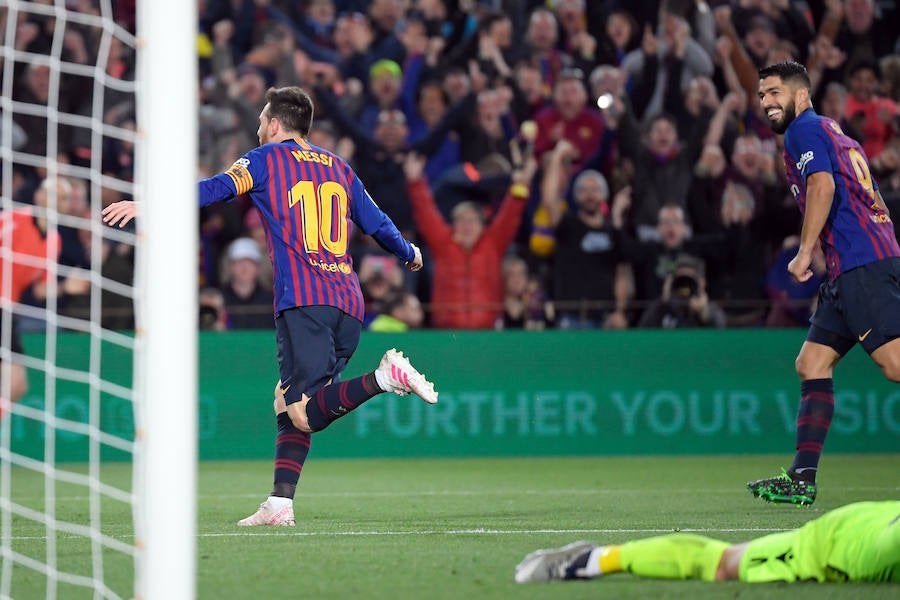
<box><xmin>403</xmin><ymin>152</ymin><xmax>537</xmax><ymax>329</ymax></box>
<box><xmin>0</xmin><ymin>177</ymin><xmax>67</xmax><ymax>413</ymax></box>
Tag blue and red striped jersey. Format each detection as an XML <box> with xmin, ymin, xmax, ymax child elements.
<box><xmin>199</xmin><ymin>139</ymin><xmax>414</xmax><ymax>321</ymax></box>
<box><xmin>783</xmin><ymin>109</ymin><xmax>899</xmax><ymax>280</ymax></box>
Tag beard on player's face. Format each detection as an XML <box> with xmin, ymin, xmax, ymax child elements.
<box><xmin>765</xmin><ymin>97</ymin><xmax>797</xmax><ymax>134</ymax></box>
<box><xmin>257</xmin><ymin>123</ymin><xmax>268</xmax><ymax>145</ymax></box>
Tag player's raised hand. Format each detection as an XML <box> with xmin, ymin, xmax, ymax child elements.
<box><xmin>102</xmin><ymin>200</ymin><xmax>138</xmax><ymax>228</ymax></box>
<box><xmin>405</xmin><ymin>243</ymin><xmax>423</xmax><ymax>272</ymax></box>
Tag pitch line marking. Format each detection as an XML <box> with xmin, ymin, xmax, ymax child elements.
<box><xmin>5</xmin><ymin>527</ymin><xmax>793</xmax><ymax>542</ymax></box>
<box><xmin>201</xmin><ymin>527</ymin><xmax>794</xmax><ymax>538</ymax></box>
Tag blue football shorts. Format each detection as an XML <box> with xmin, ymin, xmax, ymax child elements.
<box><xmin>274</xmin><ymin>305</ymin><xmax>362</xmax><ymax>405</ymax></box>
<box><xmin>807</xmin><ymin>257</ymin><xmax>900</xmax><ymax>355</ymax></box>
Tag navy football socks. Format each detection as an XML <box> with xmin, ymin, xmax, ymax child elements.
<box><xmin>790</xmin><ymin>378</ymin><xmax>834</xmax><ymax>482</ymax></box>
<box><xmin>305</xmin><ymin>373</ymin><xmax>381</xmax><ymax>431</ymax></box>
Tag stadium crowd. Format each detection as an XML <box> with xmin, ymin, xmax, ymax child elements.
<box><xmin>3</xmin><ymin>0</ymin><xmax>900</xmax><ymax>331</ymax></box>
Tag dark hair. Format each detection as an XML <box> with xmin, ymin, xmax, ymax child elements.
<box><xmin>477</xmin><ymin>12</ymin><xmax>508</xmax><ymax>36</ymax></box>
<box><xmin>846</xmin><ymin>57</ymin><xmax>881</xmax><ymax>80</ymax></box>
<box><xmin>646</xmin><ymin>111</ymin><xmax>677</xmax><ymax>132</ymax></box>
<box><xmin>415</xmin><ymin>78</ymin><xmax>448</xmax><ymax>107</ymax></box>
<box><xmin>758</xmin><ymin>61</ymin><xmax>811</xmax><ymax>90</ymax></box>
<box><xmin>558</xmin><ymin>67</ymin><xmax>584</xmax><ymax>82</ymax></box>
<box><xmin>382</xmin><ymin>289</ymin><xmax>410</xmax><ymax>316</ymax></box>
<box><xmin>557</xmin><ymin>67</ymin><xmax>587</xmax><ymax>95</ymax></box>
<box><xmin>265</xmin><ymin>87</ymin><xmax>314</xmax><ymax>136</ymax></box>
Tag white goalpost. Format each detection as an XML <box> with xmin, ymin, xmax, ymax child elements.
<box><xmin>135</xmin><ymin>0</ymin><xmax>198</xmax><ymax>598</ymax></box>
<box><xmin>0</xmin><ymin>0</ymin><xmax>197</xmax><ymax>598</ymax></box>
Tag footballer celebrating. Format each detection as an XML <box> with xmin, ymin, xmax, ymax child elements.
<box><xmin>104</xmin><ymin>87</ymin><xmax>438</xmax><ymax>526</ymax></box>
<box><xmin>747</xmin><ymin>61</ymin><xmax>900</xmax><ymax>505</ymax></box>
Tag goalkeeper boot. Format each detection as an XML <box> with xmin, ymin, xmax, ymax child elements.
<box><xmin>514</xmin><ymin>541</ymin><xmax>599</xmax><ymax>583</ymax></box>
<box><xmin>375</xmin><ymin>348</ymin><xmax>438</xmax><ymax>404</ymax></box>
<box><xmin>747</xmin><ymin>468</ymin><xmax>816</xmax><ymax>505</ymax></box>
<box><xmin>237</xmin><ymin>499</ymin><xmax>295</xmax><ymax>526</ymax></box>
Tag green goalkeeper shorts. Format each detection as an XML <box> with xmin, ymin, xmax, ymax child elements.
<box><xmin>739</xmin><ymin>501</ymin><xmax>900</xmax><ymax>583</ymax></box>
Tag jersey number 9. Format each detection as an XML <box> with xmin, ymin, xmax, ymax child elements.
<box><xmin>848</xmin><ymin>147</ymin><xmax>875</xmax><ymax>203</ymax></box>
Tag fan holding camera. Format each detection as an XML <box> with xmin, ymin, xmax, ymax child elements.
<box><xmin>638</xmin><ymin>255</ymin><xmax>726</xmax><ymax>329</ymax></box>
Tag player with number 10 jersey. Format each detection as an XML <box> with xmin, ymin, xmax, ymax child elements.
<box><xmin>198</xmin><ymin>136</ymin><xmax>414</xmax><ymax>322</ymax></box>
<box><xmin>191</xmin><ymin>87</ymin><xmax>435</xmax><ymax>528</ymax></box>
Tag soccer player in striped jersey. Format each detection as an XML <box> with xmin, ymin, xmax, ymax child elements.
<box><xmin>747</xmin><ymin>61</ymin><xmax>900</xmax><ymax>505</ymax></box>
<box><xmin>103</xmin><ymin>87</ymin><xmax>438</xmax><ymax>526</ymax></box>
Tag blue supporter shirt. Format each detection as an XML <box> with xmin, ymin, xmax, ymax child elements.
<box><xmin>783</xmin><ymin>109</ymin><xmax>900</xmax><ymax>281</ymax></box>
<box><xmin>198</xmin><ymin>138</ymin><xmax>415</xmax><ymax>321</ymax></box>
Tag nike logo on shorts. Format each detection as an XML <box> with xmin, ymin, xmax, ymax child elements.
<box><xmin>858</xmin><ymin>328</ymin><xmax>872</xmax><ymax>342</ymax></box>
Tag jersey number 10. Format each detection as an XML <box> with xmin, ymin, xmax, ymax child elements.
<box><xmin>289</xmin><ymin>180</ymin><xmax>349</xmax><ymax>257</ymax></box>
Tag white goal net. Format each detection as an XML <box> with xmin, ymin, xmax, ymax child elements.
<box><xmin>0</xmin><ymin>1</ymin><xmax>196</xmax><ymax>598</ymax></box>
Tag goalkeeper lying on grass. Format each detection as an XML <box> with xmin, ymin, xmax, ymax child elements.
<box><xmin>515</xmin><ymin>501</ymin><xmax>899</xmax><ymax>584</ymax></box>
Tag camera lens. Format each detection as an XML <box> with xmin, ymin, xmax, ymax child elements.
<box><xmin>671</xmin><ymin>274</ymin><xmax>698</xmax><ymax>298</ymax></box>
<box><xmin>199</xmin><ymin>305</ymin><xmax>219</xmax><ymax>328</ymax></box>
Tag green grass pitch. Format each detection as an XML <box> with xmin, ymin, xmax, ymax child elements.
<box><xmin>3</xmin><ymin>454</ymin><xmax>898</xmax><ymax>599</ymax></box>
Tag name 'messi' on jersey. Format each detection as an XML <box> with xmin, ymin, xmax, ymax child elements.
<box><xmin>224</xmin><ymin>148</ymin><xmax>334</xmax><ymax>195</ymax></box>
<box><xmin>290</xmin><ymin>149</ymin><xmax>333</xmax><ymax>167</ymax></box>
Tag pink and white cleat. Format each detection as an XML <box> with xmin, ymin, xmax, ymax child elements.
<box><xmin>375</xmin><ymin>348</ymin><xmax>438</xmax><ymax>404</ymax></box>
<box><xmin>237</xmin><ymin>500</ymin><xmax>295</xmax><ymax>526</ymax></box>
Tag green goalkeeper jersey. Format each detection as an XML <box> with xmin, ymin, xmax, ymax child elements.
<box><xmin>740</xmin><ymin>501</ymin><xmax>900</xmax><ymax>583</ymax></box>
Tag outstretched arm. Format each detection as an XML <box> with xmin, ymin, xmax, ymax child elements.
<box><xmin>347</xmin><ymin>171</ymin><xmax>417</xmax><ymax>265</ymax></box>
<box><xmin>104</xmin><ymin>153</ymin><xmax>250</xmax><ymax>227</ymax></box>
<box><xmin>714</xmin><ymin>6</ymin><xmax>762</xmax><ymax>104</ymax></box>
<box><xmin>403</xmin><ymin>152</ymin><xmax>453</xmax><ymax>248</ymax></box>
<box><xmin>485</xmin><ymin>153</ymin><xmax>537</xmax><ymax>248</ymax></box>
<box><xmin>540</xmin><ymin>140</ymin><xmax>578</xmax><ymax>229</ymax></box>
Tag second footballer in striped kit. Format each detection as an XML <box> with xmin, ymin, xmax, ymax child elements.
<box><xmin>748</xmin><ymin>61</ymin><xmax>900</xmax><ymax>506</ymax></box>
